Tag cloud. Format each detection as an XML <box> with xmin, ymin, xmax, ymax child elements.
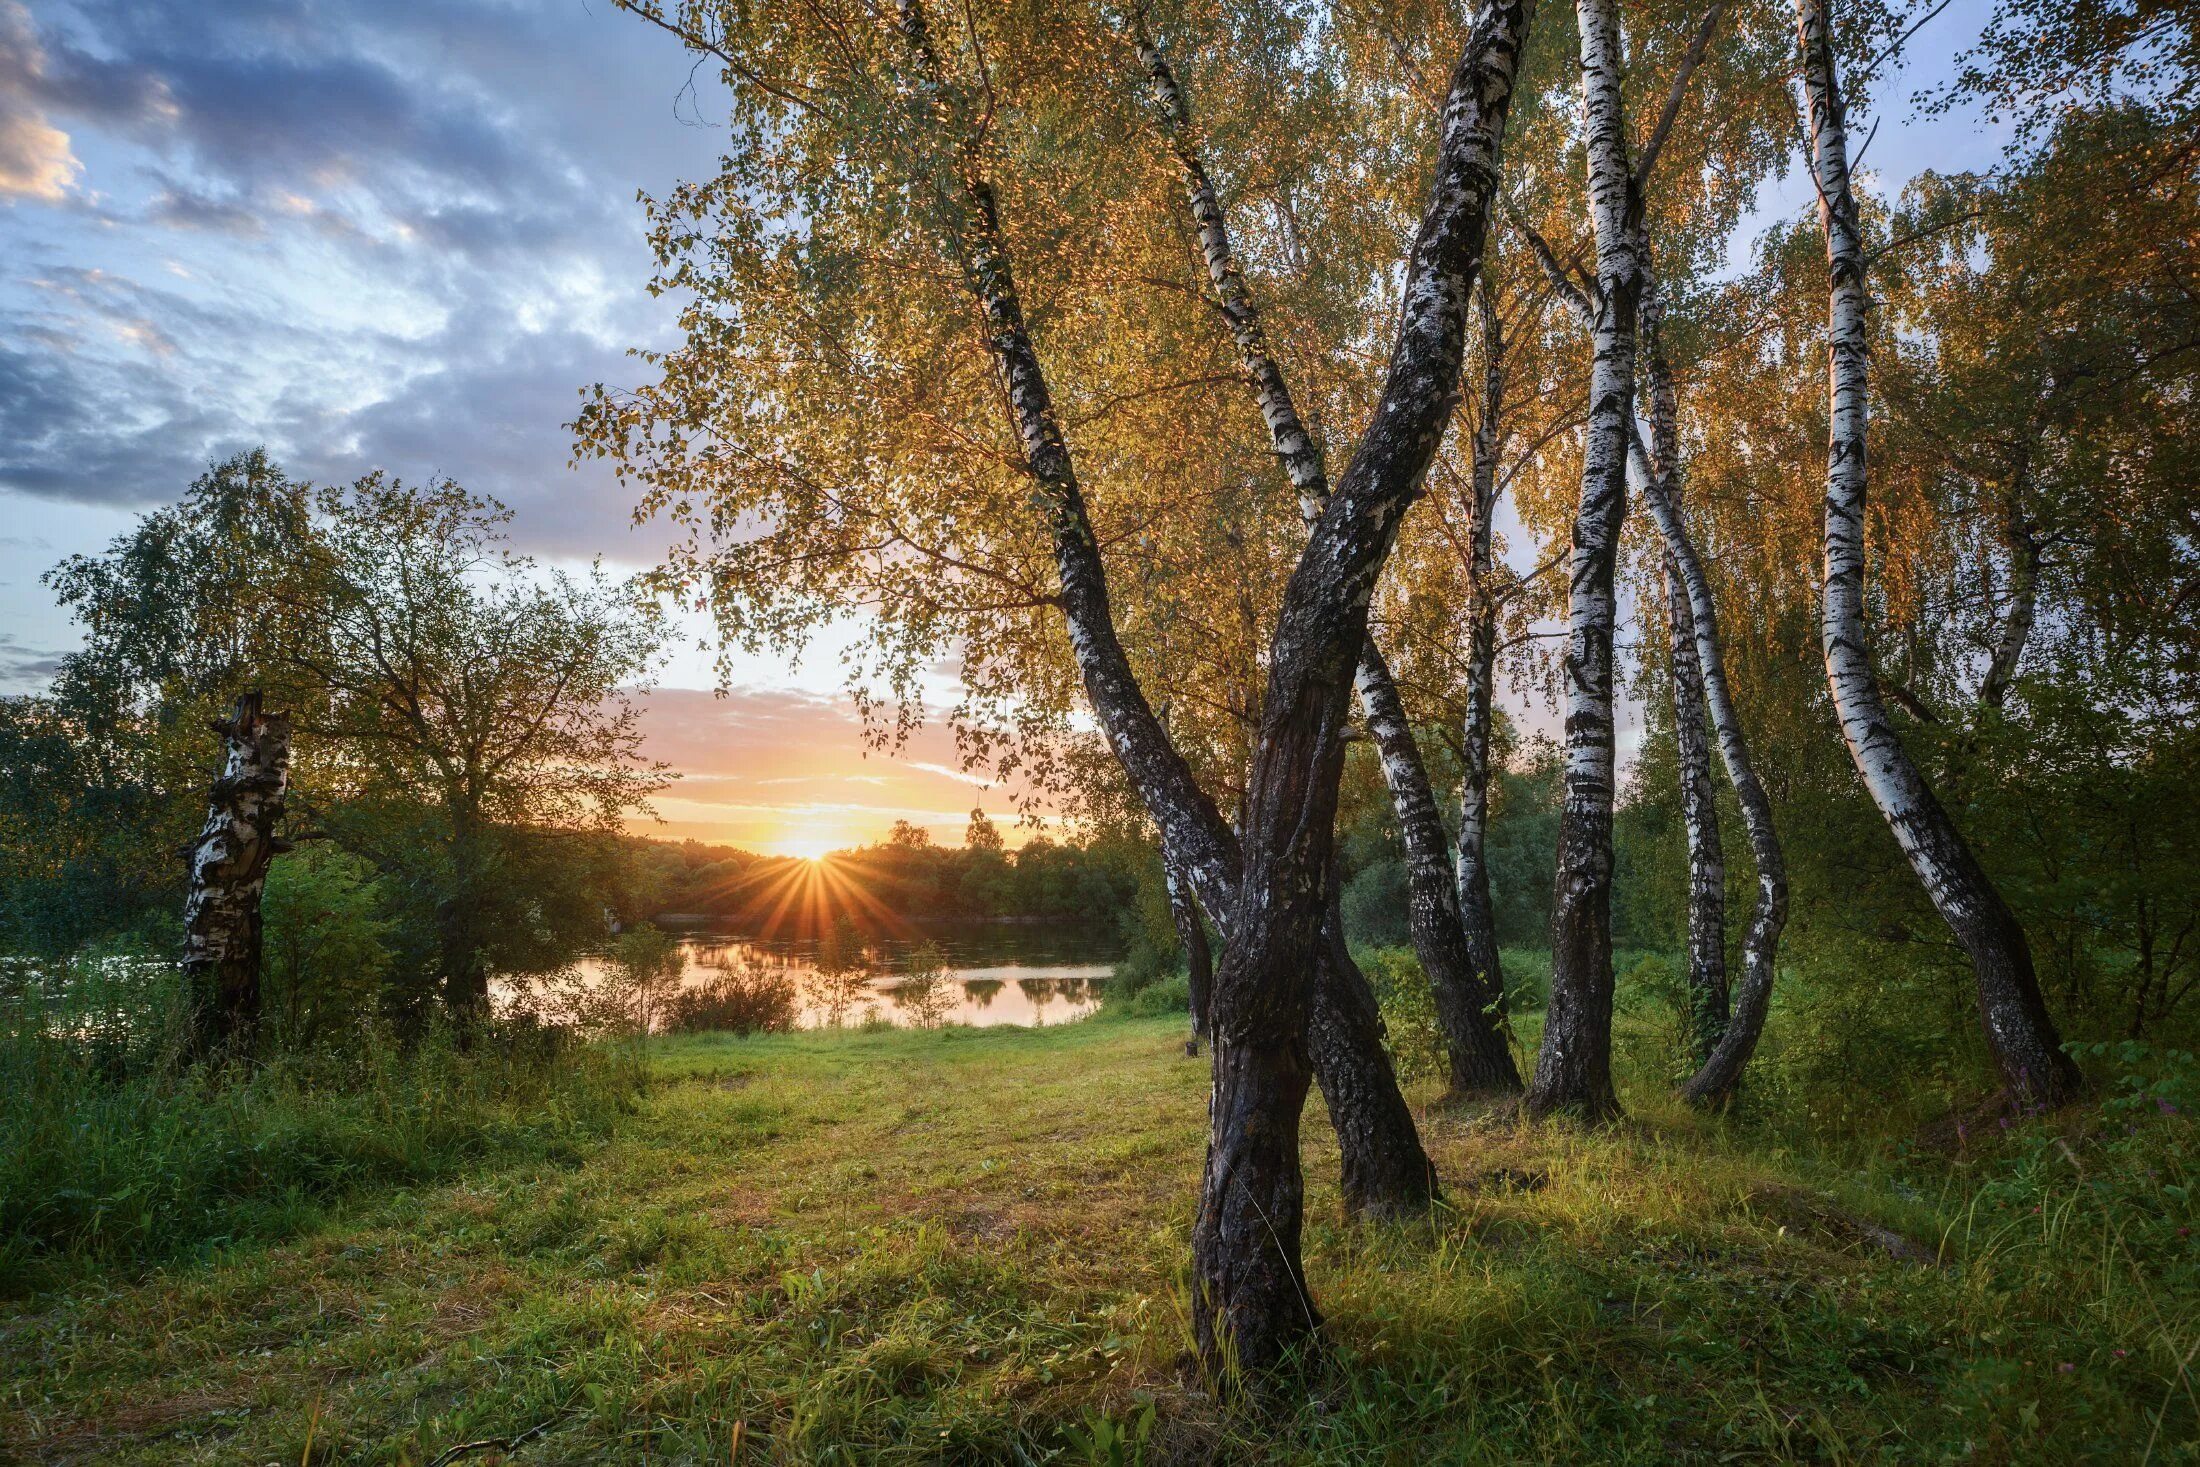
<box><xmin>0</xmin><ymin>3</ymin><xmax>80</xmax><ymax>200</ymax></box>
<box><xmin>0</xmin><ymin>0</ymin><xmax>728</xmax><ymax>539</ymax></box>
<box><xmin>0</xmin><ymin>630</ymin><xmax>65</xmax><ymax>689</ymax></box>
<box><xmin>144</xmin><ymin>180</ymin><xmax>265</xmax><ymax>236</ymax></box>
<box><xmin>0</xmin><ymin>112</ymin><xmax>77</xmax><ymax>201</ymax></box>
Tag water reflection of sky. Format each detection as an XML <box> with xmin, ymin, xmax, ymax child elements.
<box><xmin>566</xmin><ymin>922</ymin><xmax>1119</xmax><ymax>1031</ymax></box>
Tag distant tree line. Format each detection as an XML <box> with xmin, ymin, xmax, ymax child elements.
<box><xmin>620</xmin><ymin>815</ymin><xmax>1147</xmax><ymax>927</ymax></box>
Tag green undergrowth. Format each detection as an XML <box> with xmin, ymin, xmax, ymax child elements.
<box><xmin>0</xmin><ymin>981</ymin><xmax>643</xmax><ymax>1293</ymax></box>
<box><xmin>2</xmin><ymin>1017</ymin><xmax>2193</xmax><ymax>1463</ymax></box>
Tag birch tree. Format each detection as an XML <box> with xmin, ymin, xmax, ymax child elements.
<box><xmin>1529</xmin><ymin>0</ymin><xmax>1640</xmax><ymax>1122</ymax></box>
<box><xmin>1796</xmin><ymin>0</ymin><xmax>2083</xmax><ymax>1108</ymax></box>
<box><xmin>1130</xmin><ymin>6</ymin><xmax>1520</xmax><ymax>1102</ymax></box>
<box><xmin>1506</xmin><ymin>0</ymin><xmax>1793</xmax><ymax>1109</ymax></box>
<box><xmin>180</xmin><ymin>691</ymin><xmax>292</xmax><ymax>1059</ymax></box>
<box><xmin>591</xmin><ymin>0</ymin><xmax>1538</xmax><ymax>1373</ymax></box>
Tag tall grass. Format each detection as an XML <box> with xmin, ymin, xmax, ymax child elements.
<box><xmin>0</xmin><ymin>947</ymin><xmax>641</xmax><ymax>1294</ymax></box>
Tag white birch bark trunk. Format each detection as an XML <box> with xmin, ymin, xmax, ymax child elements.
<box><xmin>1979</xmin><ymin>464</ymin><xmax>2038</xmax><ymax>713</ymax></box>
<box><xmin>1529</xmin><ymin>0</ymin><xmax>1637</xmax><ymax>1122</ymax></box>
<box><xmin>1524</xmin><ymin>211</ymin><xmax>1792</xmax><ymax>1108</ymax></box>
<box><xmin>1797</xmin><ymin>0</ymin><xmax>2081</xmax><ymax>1107</ymax></box>
<box><xmin>1642</xmin><ymin>272</ymin><xmax>1728</xmax><ymax>1065</ymax></box>
<box><xmin>1455</xmin><ymin>278</ymin><xmax>1511</xmax><ymax>1045</ymax></box>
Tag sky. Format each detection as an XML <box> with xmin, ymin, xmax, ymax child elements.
<box><xmin>0</xmin><ymin>0</ymin><xmax>2008</xmax><ymax>856</ymax></box>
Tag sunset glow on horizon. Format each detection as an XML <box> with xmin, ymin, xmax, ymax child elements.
<box><xmin>626</xmin><ymin>685</ymin><xmax>1065</xmax><ymax>857</ymax></box>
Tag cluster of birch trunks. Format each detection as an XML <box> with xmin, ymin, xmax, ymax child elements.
<box><xmin>169</xmin><ymin>0</ymin><xmax>2084</xmax><ymax>1382</ymax></box>
<box><xmin>852</xmin><ymin>0</ymin><xmax>2093</xmax><ymax>1375</ymax></box>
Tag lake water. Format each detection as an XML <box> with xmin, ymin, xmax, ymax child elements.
<box><xmin>548</xmin><ymin>919</ymin><xmax>1123</xmax><ymax>1031</ymax></box>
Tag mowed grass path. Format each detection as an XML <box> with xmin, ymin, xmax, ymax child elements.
<box><xmin>2</xmin><ymin>1017</ymin><xmax>2185</xmax><ymax>1463</ymax></box>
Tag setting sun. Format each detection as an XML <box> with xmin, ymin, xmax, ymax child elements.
<box><xmin>773</xmin><ymin>834</ymin><xmax>840</xmax><ymax>862</ymax></box>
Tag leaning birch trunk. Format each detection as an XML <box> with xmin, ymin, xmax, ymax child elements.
<box><xmin>1190</xmin><ymin>0</ymin><xmax>1533</xmax><ymax>1373</ymax></box>
<box><xmin>1355</xmin><ymin>642</ymin><xmax>1520</xmax><ymax>1096</ymax></box>
<box><xmin>1136</xmin><ymin>10</ymin><xmax>1519</xmax><ymax>1101</ymax></box>
<box><xmin>1118</xmin><ymin>3</ymin><xmax>1444</xmax><ymax>1216</ymax></box>
<box><xmin>1978</xmin><ymin>468</ymin><xmax>2039</xmax><ymax>715</ymax></box>
<box><xmin>1663</xmin><ymin>560</ymin><xmax>1728</xmax><ymax>1059</ymax></box>
<box><xmin>181</xmin><ymin>691</ymin><xmax>291</xmax><ymax>1060</ymax></box>
<box><xmin>1638</xmin><ymin>275</ymin><xmax>1792</xmax><ymax>1105</ymax></box>
<box><xmin>1633</xmin><ymin>433</ymin><xmax>1788</xmax><ymax>1104</ymax></box>
<box><xmin>1524</xmin><ymin>211</ymin><xmax>1793</xmax><ymax>1108</ymax></box>
<box><xmin>905</xmin><ymin>0</ymin><xmax>1434</xmax><ymax>1228</ymax></box>
<box><xmin>1796</xmin><ymin>0</ymin><xmax>2082</xmax><ymax>1108</ymax></box>
<box><xmin>1641</xmin><ymin>274</ymin><xmax>1728</xmax><ymax>1064</ymax></box>
<box><xmin>1529</xmin><ymin>0</ymin><xmax>1637</xmax><ymax>1122</ymax></box>
<box><xmin>1455</xmin><ymin>278</ymin><xmax>1511</xmax><ymax>1039</ymax></box>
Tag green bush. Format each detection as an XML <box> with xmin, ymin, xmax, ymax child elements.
<box><xmin>661</xmin><ymin>961</ymin><xmax>800</xmax><ymax>1035</ymax></box>
<box><xmin>1119</xmin><ymin>973</ymin><xmax>1190</xmax><ymax>1020</ymax></box>
<box><xmin>261</xmin><ymin>844</ymin><xmax>396</xmax><ymax>1049</ymax></box>
<box><xmin>1104</xmin><ymin>941</ymin><xmax>1175</xmax><ymax>1002</ymax></box>
<box><xmin>1361</xmin><ymin>946</ymin><xmax>1447</xmax><ymax>1084</ymax></box>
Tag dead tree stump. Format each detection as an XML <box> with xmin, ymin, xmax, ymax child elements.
<box><xmin>181</xmin><ymin>691</ymin><xmax>291</xmax><ymax>1059</ymax></box>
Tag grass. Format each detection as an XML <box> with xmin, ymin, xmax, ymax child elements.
<box><xmin>1</xmin><ymin>1013</ymin><xmax>2194</xmax><ymax>1463</ymax></box>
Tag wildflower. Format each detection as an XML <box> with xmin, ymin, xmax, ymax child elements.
<box><xmin>2058</xmin><ymin>1362</ymin><xmax>2074</xmax><ymax>1374</ymax></box>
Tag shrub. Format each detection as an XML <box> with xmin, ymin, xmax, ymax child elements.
<box><xmin>1361</xmin><ymin>946</ymin><xmax>1447</xmax><ymax>1084</ymax></box>
<box><xmin>607</xmin><ymin>923</ymin><xmax>690</xmax><ymax>1032</ymax></box>
<box><xmin>660</xmin><ymin>961</ymin><xmax>800</xmax><ymax>1035</ymax></box>
<box><xmin>260</xmin><ymin>844</ymin><xmax>395</xmax><ymax>1049</ymax></box>
<box><xmin>891</xmin><ymin>942</ymin><xmax>955</xmax><ymax>1030</ymax></box>
<box><xmin>1104</xmin><ymin>939</ymin><xmax>1174</xmax><ymax>1001</ymax></box>
<box><xmin>1117</xmin><ymin>973</ymin><xmax>1190</xmax><ymax>1021</ymax></box>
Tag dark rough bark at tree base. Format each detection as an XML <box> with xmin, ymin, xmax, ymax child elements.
<box><xmin>1312</xmin><ymin>873</ymin><xmax>1440</xmax><ymax>1217</ymax></box>
<box><xmin>181</xmin><ymin>691</ymin><xmax>291</xmax><ymax>1061</ymax></box>
<box><xmin>1192</xmin><ymin>1024</ymin><xmax>1321</xmax><ymax>1376</ymax></box>
<box><xmin>1531</xmin><ymin>797</ymin><xmax>1625</xmax><ymax>1124</ymax></box>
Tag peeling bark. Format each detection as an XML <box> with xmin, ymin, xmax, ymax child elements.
<box><xmin>1530</xmin><ymin>0</ymin><xmax>1637</xmax><ymax>1124</ymax></box>
<box><xmin>181</xmin><ymin>691</ymin><xmax>291</xmax><ymax>1060</ymax></box>
<box><xmin>1797</xmin><ymin>0</ymin><xmax>2081</xmax><ymax>1108</ymax></box>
